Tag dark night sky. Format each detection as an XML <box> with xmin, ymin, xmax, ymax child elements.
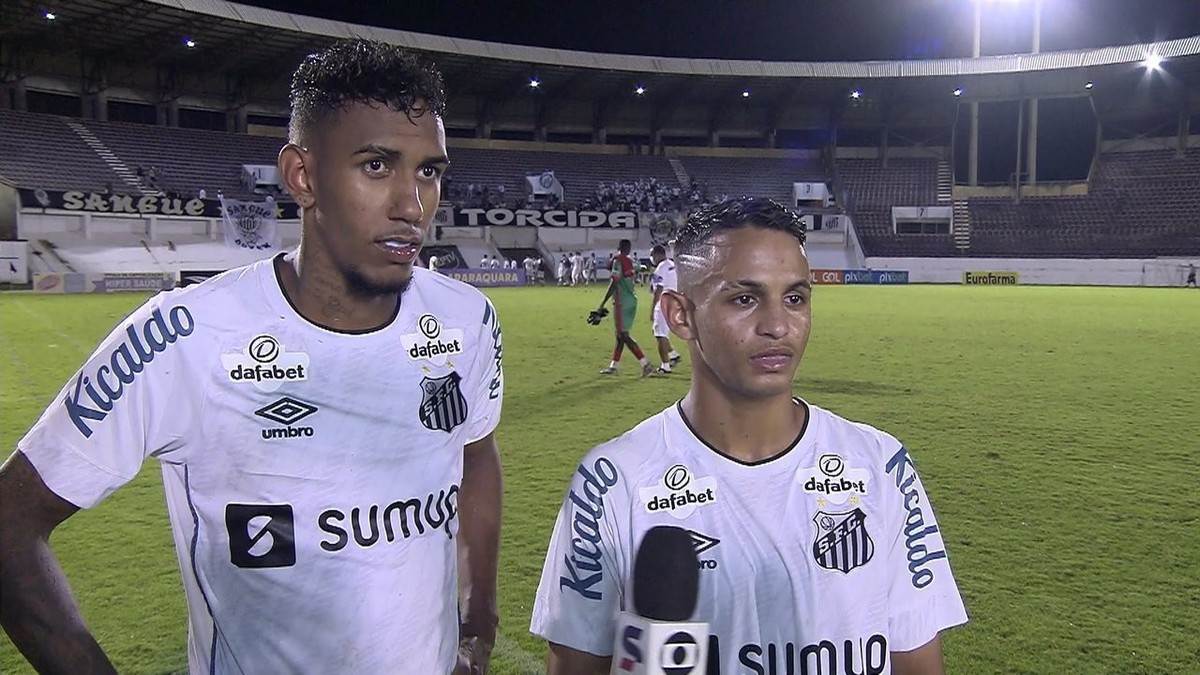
<box><xmin>245</xmin><ymin>0</ymin><xmax>1200</xmax><ymax>61</ymax></box>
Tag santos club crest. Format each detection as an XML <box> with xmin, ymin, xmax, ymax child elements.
<box><xmin>811</xmin><ymin>508</ymin><xmax>874</xmax><ymax>574</ymax></box>
<box><xmin>418</xmin><ymin>372</ymin><xmax>468</xmax><ymax>433</ymax></box>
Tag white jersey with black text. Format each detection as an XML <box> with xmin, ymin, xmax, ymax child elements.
<box><xmin>530</xmin><ymin>401</ymin><xmax>967</xmax><ymax>675</ymax></box>
<box><xmin>19</xmin><ymin>256</ymin><xmax>504</xmax><ymax>675</ymax></box>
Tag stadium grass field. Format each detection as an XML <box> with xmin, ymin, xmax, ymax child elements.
<box><xmin>1</xmin><ymin>284</ymin><xmax>1197</xmax><ymax>675</ymax></box>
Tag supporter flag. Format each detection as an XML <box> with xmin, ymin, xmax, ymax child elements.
<box><xmin>219</xmin><ymin>195</ymin><xmax>280</xmax><ymax>250</ymax></box>
<box><xmin>525</xmin><ymin>171</ymin><xmax>564</xmax><ymax>202</ymax></box>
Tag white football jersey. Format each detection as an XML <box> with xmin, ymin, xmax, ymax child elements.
<box><xmin>650</xmin><ymin>259</ymin><xmax>678</xmax><ymax>293</ymax></box>
<box><xmin>530</xmin><ymin>401</ymin><xmax>967</xmax><ymax>674</ymax></box>
<box><xmin>19</xmin><ymin>256</ymin><xmax>504</xmax><ymax>675</ymax></box>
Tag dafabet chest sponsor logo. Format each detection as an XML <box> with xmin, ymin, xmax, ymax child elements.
<box><xmin>221</xmin><ymin>334</ymin><xmax>309</xmax><ymax>392</ymax></box>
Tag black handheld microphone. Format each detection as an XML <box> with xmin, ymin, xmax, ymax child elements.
<box><xmin>611</xmin><ymin>525</ymin><xmax>710</xmax><ymax>674</ymax></box>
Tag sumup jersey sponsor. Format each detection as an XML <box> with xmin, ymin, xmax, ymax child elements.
<box><xmin>640</xmin><ymin>464</ymin><xmax>717</xmax><ymax>519</ymax></box>
<box><xmin>221</xmin><ymin>334</ymin><xmax>309</xmax><ymax>393</ymax></box>
<box><xmin>723</xmin><ymin>633</ymin><xmax>888</xmax><ymax>675</ymax></box>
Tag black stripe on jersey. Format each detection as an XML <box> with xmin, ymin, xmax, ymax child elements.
<box><xmin>675</xmin><ymin>397</ymin><xmax>811</xmax><ymax>466</ymax></box>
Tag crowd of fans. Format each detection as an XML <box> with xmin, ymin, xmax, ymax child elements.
<box><xmin>579</xmin><ymin>177</ymin><xmax>709</xmax><ymax>213</ymax></box>
<box><xmin>440</xmin><ymin>174</ymin><xmax>719</xmax><ymax>214</ymax></box>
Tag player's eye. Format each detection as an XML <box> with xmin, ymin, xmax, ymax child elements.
<box><xmin>785</xmin><ymin>293</ymin><xmax>808</xmax><ymax>305</ymax></box>
<box><xmin>363</xmin><ymin>159</ymin><xmax>388</xmax><ymax>176</ymax></box>
<box><xmin>733</xmin><ymin>294</ymin><xmax>756</xmax><ymax>306</ymax></box>
<box><xmin>419</xmin><ymin>165</ymin><xmax>443</xmax><ymax>180</ymax></box>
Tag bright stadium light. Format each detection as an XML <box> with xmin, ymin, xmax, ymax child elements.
<box><xmin>529</xmin><ymin>77</ymin><xmax>540</xmax><ymax>88</ymax></box>
<box><xmin>741</xmin><ymin>89</ymin><xmax>750</xmax><ymax>98</ymax></box>
<box><xmin>635</xmin><ymin>85</ymin><xmax>646</xmax><ymax>96</ymax></box>
<box><xmin>1143</xmin><ymin>53</ymin><xmax>1163</xmax><ymax>71</ymax></box>
<box><xmin>184</xmin><ymin>38</ymin><xmax>196</xmax><ymax>48</ymax></box>
<box><xmin>953</xmin><ymin>87</ymin><xmax>964</xmax><ymax>97</ymax></box>
<box><xmin>44</xmin><ymin>10</ymin><xmax>56</xmax><ymax>20</ymax></box>
<box><xmin>1084</xmin><ymin>80</ymin><xmax>1094</xmax><ymax>89</ymax></box>
<box><xmin>850</xmin><ymin>89</ymin><xmax>862</xmax><ymax>99</ymax></box>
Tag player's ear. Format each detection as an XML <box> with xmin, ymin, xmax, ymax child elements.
<box><xmin>662</xmin><ymin>290</ymin><xmax>696</xmax><ymax>341</ymax></box>
<box><xmin>279</xmin><ymin>142</ymin><xmax>315</xmax><ymax>209</ymax></box>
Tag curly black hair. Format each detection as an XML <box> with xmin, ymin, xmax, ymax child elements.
<box><xmin>288</xmin><ymin>39</ymin><xmax>446</xmax><ymax>143</ymax></box>
<box><xmin>675</xmin><ymin>197</ymin><xmax>807</xmax><ymax>262</ymax></box>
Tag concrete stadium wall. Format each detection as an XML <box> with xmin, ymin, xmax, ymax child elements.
<box><xmin>866</xmin><ymin>256</ymin><xmax>1200</xmax><ymax>287</ymax></box>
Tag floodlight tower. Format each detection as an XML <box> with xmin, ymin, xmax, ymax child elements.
<box><xmin>968</xmin><ymin>0</ymin><xmax>1044</xmax><ymax>187</ymax></box>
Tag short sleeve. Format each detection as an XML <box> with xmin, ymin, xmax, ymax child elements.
<box><xmin>530</xmin><ymin>454</ymin><xmax>627</xmax><ymax>656</ymax></box>
<box><xmin>610</xmin><ymin>260</ymin><xmax>621</xmax><ymax>280</ymax></box>
<box><xmin>465</xmin><ymin>298</ymin><xmax>503</xmax><ymax>443</ymax></box>
<box><xmin>883</xmin><ymin>445</ymin><xmax>969</xmax><ymax>651</ymax></box>
<box><xmin>17</xmin><ymin>295</ymin><xmax>202</xmax><ymax>509</ymax></box>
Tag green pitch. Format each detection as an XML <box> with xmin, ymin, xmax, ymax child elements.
<box><xmin>1</xmin><ymin>285</ymin><xmax>1197</xmax><ymax>674</ymax></box>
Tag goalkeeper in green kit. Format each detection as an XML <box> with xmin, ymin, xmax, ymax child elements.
<box><xmin>590</xmin><ymin>239</ymin><xmax>655</xmax><ymax>377</ymax></box>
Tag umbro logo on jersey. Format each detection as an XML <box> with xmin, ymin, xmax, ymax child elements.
<box><xmin>402</xmin><ymin>314</ymin><xmax>464</xmax><ymax>365</ymax></box>
<box><xmin>798</xmin><ymin>453</ymin><xmax>870</xmax><ymax>505</ymax></box>
<box><xmin>255</xmin><ymin>396</ymin><xmax>317</xmax><ymax>440</ymax></box>
<box><xmin>687</xmin><ymin>529</ymin><xmax>720</xmax><ymax>570</ymax></box>
<box><xmin>226</xmin><ymin>503</ymin><xmax>296</xmax><ymax>569</ymax></box>
<box><xmin>688</xmin><ymin>529</ymin><xmax>720</xmax><ymax>555</ymax></box>
<box><xmin>221</xmin><ymin>334</ymin><xmax>309</xmax><ymax>393</ymax></box>
<box><xmin>640</xmin><ymin>464</ymin><xmax>717</xmax><ymax>519</ymax></box>
<box><xmin>812</xmin><ymin>508</ymin><xmax>875</xmax><ymax>574</ymax></box>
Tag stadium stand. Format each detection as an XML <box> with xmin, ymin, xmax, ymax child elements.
<box><xmin>5</xmin><ymin>108</ymin><xmax>1199</xmax><ymax>263</ymax></box>
<box><xmin>835</xmin><ymin>157</ymin><xmax>958</xmax><ymax>257</ymax></box>
<box><xmin>683</xmin><ymin>155</ymin><xmax>825</xmax><ymax>204</ymax></box>
<box><xmin>967</xmin><ymin>148</ymin><xmax>1200</xmax><ymax>258</ymax></box>
<box><xmin>0</xmin><ymin>109</ymin><xmax>128</xmax><ymax>191</ymax></box>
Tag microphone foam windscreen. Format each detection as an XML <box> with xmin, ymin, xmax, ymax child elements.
<box><xmin>632</xmin><ymin>525</ymin><xmax>700</xmax><ymax>621</ymax></box>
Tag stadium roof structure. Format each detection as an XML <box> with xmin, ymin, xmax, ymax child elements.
<box><xmin>3</xmin><ymin>0</ymin><xmax>1199</xmax><ymax>139</ymax></box>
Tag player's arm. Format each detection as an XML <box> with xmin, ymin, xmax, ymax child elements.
<box><xmin>0</xmin><ymin>451</ymin><xmax>118</xmax><ymax>675</ymax></box>
<box><xmin>596</xmin><ymin>262</ymin><xmax>621</xmax><ymax>309</ymax></box>
<box><xmin>651</xmin><ymin>285</ymin><xmax>664</xmax><ymax>320</ymax></box>
<box><xmin>457</xmin><ymin>432</ymin><xmax>503</xmax><ymax>671</ymax></box>
<box><xmin>890</xmin><ymin>635</ymin><xmax>946</xmax><ymax>675</ymax></box>
<box><xmin>546</xmin><ymin>642</ymin><xmax>611</xmax><ymax>675</ymax></box>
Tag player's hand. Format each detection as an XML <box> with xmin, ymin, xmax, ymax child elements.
<box><xmin>587</xmin><ymin>307</ymin><xmax>609</xmax><ymax>325</ymax></box>
<box><xmin>454</xmin><ymin>635</ymin><xmax>493</xmax><ymax>675</ymax></box>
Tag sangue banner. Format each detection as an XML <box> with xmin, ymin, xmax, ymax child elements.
<box><xmin>453</xmin><ymin>208</ymin><xmax>637</xmax><ymax>228</ymax></box>
<box><xmin>17</xmin><ymin>188</ymin><xmax>301</xmax><ymax>220</ymax></box>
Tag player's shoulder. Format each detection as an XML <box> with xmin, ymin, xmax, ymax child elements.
<box><xmin>410</xmin><ymin>267</ymin><xmax>496</xmax><ymax>322</ymax></box>
<box><xmin>805</xmin><ymin>400</ymin><xmax>906</xmax><ymax>466</ymax></box>
<box><xmin>134</xmin><ymin>257</ymin><xmax>272</xmax><ymax>329</ymax></box>
<box><xmin>573</xmin><ymin>406</ymin><xmax>675</xmax><ymax>483</ymax></box>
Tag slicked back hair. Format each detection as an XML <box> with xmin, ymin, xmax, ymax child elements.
<box><xmin>675</xmin><ymin>197</ymin><xmax>807</xmax><ymax>264</ymax></box>
<box><xmin>289</xmin><ymin>39</ymin><xmax>446</xmax><ymax>144</ymax></box>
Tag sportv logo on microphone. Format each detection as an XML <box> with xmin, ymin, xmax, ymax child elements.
<box><xmin>619</xmin><ymin>626</ymin><xmax>703</xmax><ymax>674</ymax></box>
<box><xmin>640</xmin><ymin>464</ymin><xmax>718</xmax><ymax>519</ymax></box>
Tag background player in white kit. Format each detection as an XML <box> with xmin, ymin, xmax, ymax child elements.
<box><xmin>531</xmin><ymin>197</ymin><xmax>967</xmax><ymax>674</ymax></box>
<box><xmin>0</xmin><ymin>40</ymin><xmax>503</xmax><ymax>675</ymax></box>
<box><xmin>648</xmin><ymin>244</ymin><xmax>683</xmax><ymax>374</ymax></box>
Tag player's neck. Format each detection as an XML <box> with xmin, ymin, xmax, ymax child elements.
<box><xmin>680</xmin><ymin>388</ymin><xmax>807</xmax><ymax>464</ymax></box>
<box><xmin>276</xmin><ymin>250</ymin><xmax>400</xmax><ymax>332</ymax></box>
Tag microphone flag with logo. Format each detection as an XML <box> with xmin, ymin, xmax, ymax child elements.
<box><xmin>612</xmin><ymin>525</ymin><xmax>709</xmax><ymax>675</ymax></box>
